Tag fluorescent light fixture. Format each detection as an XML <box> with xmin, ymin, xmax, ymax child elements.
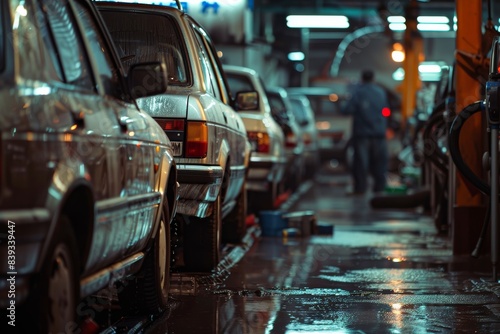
<box><xmin>286</xmin><ymin>15</ymin><xmax>349</xmax><ymax>28</ymax></box>
<box><xmin>419</xmin><ymin>64</ymin><xmax>442</xmax><ymax>73</ymax></box>
<box><xmin>417</xmin><ymin>16</ymin><xmax>450</xmax><ymax>23</ymax></box>
<box><xmin>389</xmin><ymin>23</ymin><xmax>406</xmax><ymax>31</ymax></box>
<box><xmin>417</xmin><ymin>23</ymin><xmax>450</xmax><ymax>31</ymax></box>
<box><xmin>388</xmin><ymin>16</ymin><xmax>406</xmax><ymax>23</ymax></box>
<box><xmin>288</xmin><ymin>51</ymin><xmax>305</xmax><ymax>61</ymax></box>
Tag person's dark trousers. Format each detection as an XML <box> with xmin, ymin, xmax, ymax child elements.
<box><xmin>351</xmin><ymin>136</ymin><xmax>388</xmax><ymax>193</ymax></box>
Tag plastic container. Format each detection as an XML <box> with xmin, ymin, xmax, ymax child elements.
<box><xmin>283</xmin><ymin>210</ymin><xmax>316</xmax><ymax>237</ymax></box>
<box><xmin>316</xmin><ymin>223</ymin><xmax>334</xmax><ymax>235</ymax></box>
<box><xmin>259</xmin><ymin>210</ymin><xmax>287</xmax><ymax>237</ymax></box>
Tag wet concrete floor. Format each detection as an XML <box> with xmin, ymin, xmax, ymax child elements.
<box><xmin>104</xmin><ymin>165</ymin><xmax>500</xmax><ymax>333</ymax></box>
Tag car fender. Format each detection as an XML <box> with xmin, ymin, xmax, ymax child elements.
<box><xmin>38</xmin><ymin>157</ymin><xmax>95</xmax><ymax>273</ymax></box>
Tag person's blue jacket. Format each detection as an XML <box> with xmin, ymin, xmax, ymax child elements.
<box><xmin>341</xmin><ymin>82</ymin><xmax>389</xmax><ymax>138</ymax></box>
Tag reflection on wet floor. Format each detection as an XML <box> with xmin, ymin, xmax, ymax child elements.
<box><xmin>161</xmin><ymin>167</ymin><xmax>500</xmax><ymax>334</ymax></box>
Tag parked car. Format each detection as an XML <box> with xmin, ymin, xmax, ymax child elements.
<box><xmin>97</xmin><ymin>2</ymin><xmax>252</xmax><ymax>272</ymax></box>
<box><xmin>287</xmin><ymin>86</ymin><xmax>352</xmax><ymax>165</ymax></box>
<box><xmin>223</xmin><ymin>65</ymin><xmax>287</xmax><ymax>212</ymax></box>
<box><xmin>288</xmin><ymin>94</ymin><xmax>320</xmax><ymax>174</ymax></box>
<box><xmin>0</xmin><ymin>0</ymin><xmax>178</xmax><ymax>332</ymax></box>
<box><xmin>265</xmin><ymin>87</ymin><xmax>306</xmax><ymax>192</ymax></box>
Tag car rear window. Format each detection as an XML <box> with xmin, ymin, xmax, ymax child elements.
<box><xmin>225</xmin><ymin>73</ymin><xmax>254</xmax><ymax>94</ymax></box>
<box><xmin>100</xmin><ymin>10</ymin><xmax>188</xmax><ymax>85</ymax></box>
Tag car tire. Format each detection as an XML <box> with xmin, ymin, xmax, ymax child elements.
<box><xmin>222</xmin><ymin>184</ymin><xmax>247</xmax><ymax>244</ymax></box>
<box><xmin>118</xmin><ymin>207</ymin><xmax>171</xmax><ymax>314</ymax></box>
<box><xmin>183</xmin><ymin>195</ymin><xmax>221</xmax><ymax>272</ymax></box>
<box><xmin>20</xmin><ymin>216</ymin><xmax>79</xmax><ymax>333</ymax></box>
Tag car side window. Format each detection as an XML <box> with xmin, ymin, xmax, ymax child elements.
<box><xmin>42</xmin><ymin>0</ymin><xmax>93</xmax><ymax>89</ymax></box>
<box><xmin>72</xmin><ymin>0</ymin><xmax>122</xmax><ymax>97</ymax></box>
<box><xmin>191</xmin><ymin>25</ymin><xmax>221</xmax><ymax>100</ymax></box>
<box><xmin>195</xmin><ymin>26</ymin><xmax>231</xmax><ymax>104</ymax></box>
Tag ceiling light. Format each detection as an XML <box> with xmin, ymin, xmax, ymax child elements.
<box><xmin>417</xmin><ymin>16</ymin><xmax>450</xmax><ymax>23</ymax></box>
<box><xmin>288</xmin><ymin>51</ymin><xmax>305</xmax><ymax>61</ymax></box>
<box><xmin>388</xmin><ymin>16</ymin><xmax>406</xmax><ymax>23</ymax></box>
<box><xmin>389</xmin><ymin>23</ymin><xmax>406</xmax><ymax>31</ymax></box>
<box><xmin>286</xmin><ymin>15</ymin><xmax>349</xmax><ymax>28</ymax></box>
<box><xmin>417</xmin><ymin>23</ymin><xmax>450</xmax><ymax>31</ymax></box>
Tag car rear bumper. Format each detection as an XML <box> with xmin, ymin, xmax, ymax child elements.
<box><xmin>176</xmin><ymin>164</ymin><xmax>224</xmax><ymax>217</ymax></box>
<box><xmin>246</xmin><ymin>156</ymin><xmax>286</xmax><ymax>191</ymax></box>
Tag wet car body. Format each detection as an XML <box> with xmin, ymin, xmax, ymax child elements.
<box><xmin>223</xmin><ymin>65</ymin><xmax>287</xmax><ymax>211</ymax></box>
<box><xmin>265</xmin><ymin>87</ymin><xmax>306</xmax><ymax>192</ymax></box>
<box><xmin>98</xmin><ymin>3</ymin><xmax>251</xmax><ymax>272</ymax></box>
<box><xmin>0</xmin><ymin>0</ymin><xmax>178</xmax><ymax>332</ymax></box>
<box><xmin>288</xmin><ymin>94</ymin><xmax>320</xmax><ymax>173</ymax></box>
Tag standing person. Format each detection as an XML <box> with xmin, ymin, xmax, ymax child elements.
<box><xmin>341</xmin><ymin>69</ymin><xmax>390</xmax><ymax>195</ymax></box>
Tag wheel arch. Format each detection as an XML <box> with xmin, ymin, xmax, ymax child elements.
<box><xmin>59</xmin><ymin>183</ymin><xmax>95</xmax><ymax>274</ymax></box>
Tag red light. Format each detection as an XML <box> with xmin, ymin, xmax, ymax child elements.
<box><xmin>155</xmin><ymin>119</ymin><xmax>185</xmax><ymax>131</ymax></box>
<box><xmin>382</xmin><ymin>107</ymin><xmax>391</xmax><ymax>117</ymax></box>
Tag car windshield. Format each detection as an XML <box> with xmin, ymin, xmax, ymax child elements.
<box><xmin>100</xmin><ymin>10</ymin><xmax>188</xmax><ymax>85</ymax></box>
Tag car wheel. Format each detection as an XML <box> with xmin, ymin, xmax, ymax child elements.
<box><xmin>249</xmin><ymin>180</ymin><xmax>278</xmax><ymax>212</ymax></box>
<box><xmin>118</xmin><ymin>207</ymin><xmax>171</xmax><ymax>314</ymax></box>
<box><xmin>183</xmin><ymin>195</ymin><xmax>221</xmax><ymax>272</ymax></box>
<box><xmin>20</xmin><ymin>216</ymin><xmax>79</xmax><ymax>333</ymax></box>
<box><xmin>222</xmin><ymin>183</ymin><xmax>247</xmax><ymax>244</ymax></box>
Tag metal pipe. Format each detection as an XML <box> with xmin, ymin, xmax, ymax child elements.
<box><xmin>491</xmin><ymin>126</ymin><xmax>498</xmax><ymax>280</ymax></box>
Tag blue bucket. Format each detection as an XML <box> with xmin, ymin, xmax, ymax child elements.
<box><xmin>259</xmin><ymin>210</ymin><xmax>287</xmax><ymax>237</ymax></box>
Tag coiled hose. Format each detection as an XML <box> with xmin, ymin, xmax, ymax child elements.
<box><xmin>448</xmin><ymin>100</ymin><xmax>488</xmax><ymax>196</ymax></box>
<box><xmin>447</xmin><ymin>100</ymin><xmax>489</xmax><ymax>257</ymax></box>
<box><xmin>423</xmin><ymin>101</ymin><xmax>448</xmax><ymax>175</ymax></box>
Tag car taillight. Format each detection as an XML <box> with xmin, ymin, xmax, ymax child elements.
<box><xmin>186</xmin><ymin>121</ymin><xmax>208</xmax><ymax>158</ymax></box>
<box><xmin>156</xmin><ymin>119</ymin><xmax>185</xmax><ymax>131</ymax></box>
<box><xmin>247</xmin><ymin>131</ymin><xmax>270</xmax><ymax>153</ymax></box>
<box><xmin>285</xmin><ymin>133</ymin><xmax>297</xmax><ymax>148</ymax></box>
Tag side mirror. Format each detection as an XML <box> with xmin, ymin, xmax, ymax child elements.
<box><xmin>128</xmin><ymin>61</ymin><xmax>168</xmax><ymax>99</ymax></box>
<box><xmin>234</xmin><ymin>91</ymin><xmax>259</xmax><ymax>111</ymax></box>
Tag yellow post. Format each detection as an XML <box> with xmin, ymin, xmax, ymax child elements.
<box><xmin>453</xmin><ymin>0</ymin><xmax>485</xmax><ymax>254</ymax></box>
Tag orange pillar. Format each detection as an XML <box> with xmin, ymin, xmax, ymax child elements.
<box><xmin>453</xmin><ymin>0</ymin><xmax>486</xmax><ymax>254</ymax></box>
<box><xmin>401</xmin><ymin>0</ymin><xmax>423</xmax><ymax>128</ymax></box>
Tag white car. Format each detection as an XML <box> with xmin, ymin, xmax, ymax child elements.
<box><xmin>98</xmin><ymin>2</ymin><xmax>251</xmax><ymax>272</ymax></box>
<box><xmin>0</xmin><ymin>0</ymin><xmax>178</xmax><ymax>331</ymax></box>
<box><xmin>224</xmin><ymin>65</ymin><xmax>287</xmax><ymax>212</ymax></box>
<box><xmin>288</xmin><ymin>93</ymin><xmax>320</xmax><ymax>173</ymax></box>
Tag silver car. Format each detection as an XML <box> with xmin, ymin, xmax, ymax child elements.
<box><xmin>265</xmin><ymin>87</ymin><xmax>306</xmax><ymax>192</ymax></box>
<box><xmin>288</xmin><ymin>94</ymin><xmax>320</xmax><ymax>173</ymax></box>
<box><xmin>0</xmin><ymin>0</ymin><xmax>178</xmax><ymax>332</ymax></box>
<box><xmin>98</xmin><ymin>2</ymin><xmax>251</xmax><ymax>272</ymax></box>
<box><xmin>224</xmin><ymin>65</ymin><xmax>287</xmax><ymax>212</ymax></box>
